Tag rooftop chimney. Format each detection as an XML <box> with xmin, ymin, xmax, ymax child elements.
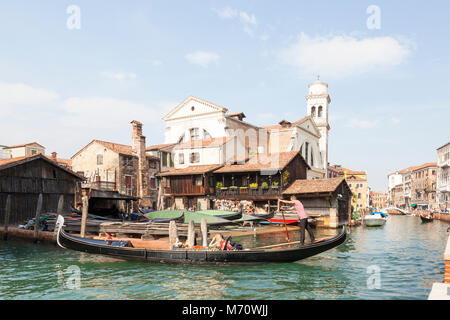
<box><xmin>131</xmin><ymin>120</ymin><xmax>150</xmax><ymax>206</ymax></box>
<box><xmin>51</xmin><ymin>152</ymin><xmax>57</xmax><ymax>161</ymax></box>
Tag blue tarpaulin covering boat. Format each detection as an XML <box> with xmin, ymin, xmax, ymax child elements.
<box><xmin>370</xmin><ymin>211</ymin><xmax>387</xmax><ymax>218</ymax></box>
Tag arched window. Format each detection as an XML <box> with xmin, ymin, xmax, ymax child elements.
<box><xmin>311</xmin><ymin>107</ymin><xmax>316</xmax><ymax>117</ymax></box>
<box><xmin>318</xmin><ymin>106</ymin><xmax>323</xmax><ymax>117</ymax></box>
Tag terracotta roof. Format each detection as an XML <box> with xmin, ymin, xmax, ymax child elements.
<box><xmin>4</xmin><ymin>142</ymin><xmax>45</xmax><ymax>149</ymax></box>
<box><xmin>175</xmin><ymin>136</ymin><xmax>234</xmax><ymax>150</ymax></box>
<box><xmin>214</xmin><ymin>151</ymin><xmax>309</xmax><ymax>173</ymax></box>
<box><xmin>412</xmin><ymin>162</ymin><xmax>437</xmax><ymax>171</ymax></box>
<box><xmin>227</xmin><ymin>112</ymin><xmax>246</xmax><ymax>118</ymax></box>
<box><xmin>73</xmin><ymin>140</ymin><xmax>161</xmax><ymax>159</ymax></box>
<box><xmin>283</xmin><ymin>177</ymin><xmax>346</xmax><ymax>195</ymax></box>
<box><xmin>94</xmin><ymin>140</ymin><xmax>133</xmax><ymax>156</ymax></box>
<box><xmin>341</xmin><ymin>168</ymin><xmax>366</xmax><ymax>175</ymax></box>
<box><xmin>389</xmin><ymin>162</ymin><xmax>438</xmax><ymax>175</ymax></box>
<box><xmin>0</xmin><ymin>155</ymin><xmax>31</xmax><ymax>167</ymax></box>
<box><xmin>0</xmin><ymin>154</ymin><xmax>83</xmax><ymax>179</ymax></box>
<box><xmin>146</xmin><ymin>143</ymin><xmax>177</xmax><ymax>151</ymax></box>
<box><xmin>158</xmin><ymin>164</ymin><xmax>223</xmax><ymax>176</ymax></box>
<box><xmin>45</xmin><ymin>156</ymin><xmax>72</xmax><ymax>167</ymax></box>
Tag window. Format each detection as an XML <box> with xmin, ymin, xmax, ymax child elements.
<box><xmin>123</xmin><ymin>156</ymin><xmax>133</xmax><ymax>167</ymax></box>
<box><xmin>149</xmin><ymin>176</ymin><xmax>156</xmax><ymax>189</ymax></box>
<box><xmin>318</xmin><ymin>106</ymin><xmax>323</xmax><ymax>117</ymax></box>
<box><xmin>311</xmin><ymin>107</ymin><xmax>316</xmax><ymax>117</ymax></box>
<box><xmin>193</xmin><ymin>175</ymin><xmax>203</xmax><ymax>186</ymax></box>
<box><xmin>358</xmin><ymin>193</ymin><xmax>361</xmax><ymax>199</ymax></box>
<box><xmin>305</xmin><ymin>142</ymin><xmax>309</xmax><ymax>165</ymax></box>
<box><xmin>97</xmin><ymin>154</ymin><xmax>103</xmax><ymax>165</ymax></box>
<box><xmin>310</xmin><ymin>146</ymin><xmax>314</xmax><ymax>167</ymax></box>
<box><xmin>190</xmin><ymin>128</ymin><xmax>200</xmax><ymax>140</ymax></box>
<box><xmin>190</xmin><ymin>152</ymin><xmax>200</xmax><ymax>163</ymax></box>
<box><xmin>31</xmin><ymin>149</ymin><xmax>37</xmax><ymax>155</ymax></box>
<box><xmin>148</xmin><ymin>160</ymin><xmax>156</xmax><ymax>169</ymax></box>
<box><xmin>162</xmin><ymin>152</ymin><xmax>167</xmax><ymax>167</ymax></box>
<box><xmin>179</xmin><ymin>153</ymin><xmax>184</xmax><ymax>164</ymax></box>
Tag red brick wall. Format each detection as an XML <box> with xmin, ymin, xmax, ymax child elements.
<box><xmin>445</xmin><ymin>260</ymin><xmax>450</xmax><ymax>283</ymax></box>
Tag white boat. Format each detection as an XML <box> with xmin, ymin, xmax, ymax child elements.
<box><xmin>364</xmin><ymin>213</ymin><xmax>387</xmax><ymax>227</ymax></box>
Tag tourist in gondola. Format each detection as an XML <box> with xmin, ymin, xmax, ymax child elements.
<box><xmin>279</xmin><ymin>196</ymin><xmax>316</xmax><ymax>245</ymax></box>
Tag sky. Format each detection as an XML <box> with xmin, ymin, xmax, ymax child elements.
<box><xmin>0</xmin><ymin>0</ymin><xmax>449</xmax><ymax>191</ymax></box>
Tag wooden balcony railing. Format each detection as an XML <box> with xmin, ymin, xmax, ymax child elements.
<box><xmin>216</xmin><ymin>186</ymin><xmax>282</xmax><ymax>199</ymax></box>
<box><xmin>90</xmin><ymin>181</ymin><xmax>117</xmax><ymax>191</ymax></box>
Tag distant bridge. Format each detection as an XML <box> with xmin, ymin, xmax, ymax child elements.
<box><xmin>383</xmin><ymin>207</ymin><xmax>409</xmax><ymax>215</ymax></box>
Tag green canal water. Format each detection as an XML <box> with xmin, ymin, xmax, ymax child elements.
<box><xmin>0</xmin><ymin>215</ymin><xmax>448</xmax><ymax>300</ymax></box>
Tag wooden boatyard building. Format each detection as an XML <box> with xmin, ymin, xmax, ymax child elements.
<box><xmin>158</xmin><ymin>151</ymin><xmax>310</xmax><ymax>211</ymax></box>
<box><xmin>0</xmin><ymin>154</ymin><xmax>83</xmax><ymax>226</ymax></box>
<box><xmin>283</xmin><ymin>176</ymin><xmax>352</xmax><ymax>228</ymax></box>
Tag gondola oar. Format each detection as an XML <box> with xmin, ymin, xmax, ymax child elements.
<box><xmin>278</xmin><ymin>199</ymin><xmax>290</xmax><ymax>245</ymax></box>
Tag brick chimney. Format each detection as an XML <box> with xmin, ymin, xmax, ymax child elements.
<box><xmin>51</xmin><ymin>152</ymin><xmax>57</xmax><ymax>161</ymax></box>
<box><xmin>131</xmin><ymin>120</ymin><xmax>150</xmax><ymax>206</ymax></box>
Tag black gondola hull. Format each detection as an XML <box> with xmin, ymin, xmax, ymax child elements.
<box><xmin>420</xmin><ymin>215</ymin><xmax>433</xmax><ymax>223</ymax></box>
<box><xmin>57</xmin><ymin>226</ymin><xmax>347</xmax><ymax>265</ymax></box>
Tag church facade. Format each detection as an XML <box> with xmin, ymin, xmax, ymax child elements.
<box><xmin>158</xmin><ymin>80</ymin><xmax>331</xmax><ymax>177</ymax></box>
<box><xmin>152</xmin><ymin>80</ymin><xmax>332</xmax><ymax>210</ymax></box>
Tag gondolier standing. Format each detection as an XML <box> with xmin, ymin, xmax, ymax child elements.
<box><xmin>279</xmin><ymin>196</ymin><xmax>315</xmax><ymax>245</ymax></box>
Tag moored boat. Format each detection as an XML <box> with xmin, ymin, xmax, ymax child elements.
<box><xmin>55</xmin><ymin>215</ymin><xmax>347</xmax><ymax>264</ymax></box>
<box><xmin>183</xmin><ymin>211</ymin><xmax>233</xmax><ymax>226</ymax></box>
<box><xmin>420</xmin><ymin>215</ymin><xmax>433</xmax><ymax>223</ymax></box>
<box><xmin>195</xmin><ymin>210</ymin><xmax>242</xmax><ymax>221</ymax></box>
<box><xmin>144</xmin><ymin>210</ymin><xmax>185</xmax><ymax>223</ymax></box>
<box><xmin>364</xmin><ymin>212</ymin><xmax>387</xmax><ymax>227</ymax></box>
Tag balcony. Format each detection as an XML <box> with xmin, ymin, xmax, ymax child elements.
<box><xmin>216</xmin><ymin>186</ymin><xmax>282</xmax><ymax>200</ymax></box>
<box><xmin>90</xmin><ymin>181</ymin><xmax>117</xmax><ymax>191</ymax></box>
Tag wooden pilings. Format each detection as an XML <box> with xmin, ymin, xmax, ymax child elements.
<box><xmin>169</xmin><ymin>220</ymin><xmax>178</xmax><ymax>249</ymax></box>
<box><xmin>80</xmin><ymin>195</ymin><xmax>89</xmax><ymax>238</ymax></box>
<box><xmin>3</xmin><ymin>194</ymin><xmax>11</xmax><ymax>240</ymax></box>
<box><xmin>201</xmin><ymin>218</ymin><xmax>208</xmax><ymax>248</ymax></box>
<box><xmin>186</xmin><ymin>220</ymin><xmax>195</xmax><ymax>248</ymax></box>
<box><xmin>33</xmin><ymin>193</ymin><xmax>43</xmax><ymax>243</ymax></box>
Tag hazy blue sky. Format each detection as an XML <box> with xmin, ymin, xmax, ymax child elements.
<box><xmin>0</xmin><ymin>1</ymin><xmax>449</xmax><ymax>190</ymax></box>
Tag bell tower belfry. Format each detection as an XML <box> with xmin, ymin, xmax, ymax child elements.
<box><xmin>306</xmin><ymin>79</ymin><xmax>331</xmax><ymax>173</ymax></box>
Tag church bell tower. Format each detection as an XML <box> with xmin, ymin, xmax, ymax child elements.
<box><xmin>306</xmin><ymin>79</ymin><xmax>331</xmax><ymax>174</ymax></box>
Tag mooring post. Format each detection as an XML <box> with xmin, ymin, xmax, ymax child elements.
<box><xmin>80</xmin><ymin>195</ymin><xmax>89</xmax><ymax>238</ymax></box>
<box><xmin>186</xmin><ymin>220</ymin><xmax>195</xmax><ymax>248</ymax></box>
<box><xmin>200</xmin><ymin>218</ymin><xmax>208</xmax><ymax>248</ymax></box>
<box><xmin>169</xmin><ymin>220</ymin><xmax>178</xmax><ymax>249</ymax></box>
<box><xmin>3</xmin><ymin>194</ymin><xmax>11</xmax><ymax>240</ymax></box>
<box><xmin>53</xmin><ymin>194</ymin><xmax>65</xmax><ymax>241</ymax></box>
<box><xmin>33</xmin><ymin>193</ymin><xmax>43</xmax><ymax>243</ymax></box>
<box><xmin>57</xmin><ymin>194</ymin><xmax>64</xmax><ymax>216</ymax></box>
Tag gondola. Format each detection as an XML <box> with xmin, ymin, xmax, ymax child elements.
<box><xmin>252</xmin><ymin>211</ymin><xmax>275</xmax><ymax>220</ymax></box>
<box><xmin>420</xmin><ymin>215</ymin><xmax>433</xmax><ymax>223</ymax></box>
<box><xmin>55</xmin><ymin>216</ymin><xmax>347</xmax><ymax>265</ymax></box>
<box><xmin>196</xmin><ymin>210</ymin><xmax>243</xmax><ymax>221</ymax></box>
<box><xmin>144</xmin><ymin>210</ymin><xmax>185</xmax><ymax>223</ymax></box>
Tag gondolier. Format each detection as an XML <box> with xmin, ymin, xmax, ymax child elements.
<box><xmin>279</xmin><ymin>196</ymin><xmax>315</xmax><ymax>245</ymax></box>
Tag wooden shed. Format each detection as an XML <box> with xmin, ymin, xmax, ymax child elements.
<box><xmin>0</xmin><ymin>154</ymin><xmax>83</xmax><ymax>226</ymax></box>
<box><xmin>283</xmin><ymin>177</ymin><xmax>352</xmax><ymax>228</ymax></box>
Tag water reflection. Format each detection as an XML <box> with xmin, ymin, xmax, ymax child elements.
<box><xmin>0</xmin><ymin>216</ymin><xmax>448</xmax><ymax>300</ymax></box>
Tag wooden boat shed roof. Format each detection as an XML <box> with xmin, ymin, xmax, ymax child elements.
<box><xmin>283</xmin><ymin>177</ymin><xmax>350</xmax><ymax>196</ymax></box>
<box><xmin>0</xmin><ymin>154</ymin><xmax>83</xmax><ymax>180</ymax></box>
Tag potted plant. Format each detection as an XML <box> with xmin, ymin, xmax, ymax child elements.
<box><xmin>271</xmin><ymin>181</ymin><xmax>279</xmax><ymax>189</ymax></box>
<box><xmin>239</xmin><ymin>186</ymin><xmax>248</xmax><ymax>194</ymax></box>
<box><xmin>261</xmin><ymin>182</ymin><xmax>269</xmax><ymax>189</ymax></box>
<box><xmin>249</xmin><ymin>183</ymin><xmax>258</xmax><ymax>189</ymax></box>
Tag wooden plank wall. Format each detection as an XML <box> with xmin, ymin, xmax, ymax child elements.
<box><xmin>0</xmin><ymin>159</ymin><xmax>79</xmax><ymax>225</ymax></box>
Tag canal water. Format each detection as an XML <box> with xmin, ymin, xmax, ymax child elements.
<box><xmin>0</xmin><ymin>215</ymin><xmax>448</xmax><ymax>300</ymax></box>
